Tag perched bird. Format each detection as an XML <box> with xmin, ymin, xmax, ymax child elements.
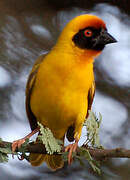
<box><xmin>12</xmin><ymin>14</ymin><xmax>117</xmax><ymax>170</ymax></box>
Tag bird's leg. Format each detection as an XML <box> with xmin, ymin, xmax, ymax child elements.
<box><xmin>12</xmin><ymin>127</ymin><xmax>40</xmax><ymax>152</ymax></box>
<box><xmin>65</xmin><ymin>137</ymin><xmax>79</xmax><ymax>164</ymax></box>
<box><xmin>65</xmin><ymin>119</ymin><xmax>83</xmax><ymax>164</ymax></box>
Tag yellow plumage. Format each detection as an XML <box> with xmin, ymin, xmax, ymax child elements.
<box><xmin>30</xmin><ymin>51</ymin><xmax>94</xmax><ymax>138</ymax></box>
<box><xmin>24</xmin><ymin>14</ymin><xmax>116</xmax><ymax>170</ymax></box>
<box><xmin>29</xmin><ymin>47</ymin><xmax>94</xmax><ymax>168</ymax></box>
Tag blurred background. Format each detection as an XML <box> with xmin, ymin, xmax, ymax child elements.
<box><xmin>0</xmin><ymin>0</ymin><xmax>130</xmax><ymax>179</ymax></box>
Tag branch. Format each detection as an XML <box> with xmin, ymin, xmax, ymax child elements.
<box><xmin>1</xmin><ymin>140</ymin><xmax>130</xmax><ymax>159</ymax></box>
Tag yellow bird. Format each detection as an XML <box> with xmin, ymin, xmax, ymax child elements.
<box><xmin>12</xmin><ymin>14</ymin><xmax>117</xmax><ymax>170</ymax></box>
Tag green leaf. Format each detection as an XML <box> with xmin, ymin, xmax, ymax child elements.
<box><xmin>78</xmin><ymin>147</ymin><xmax>101</xmax><ymax>174</ymax></box>
<box><xmin>17</xmin><ymin>139</ymin><xmax>30</xmax><ymax>161</ymax></box>
<box><xmin>0</xmin><ymin>137</ymin><xmax>14</xmax><ymax>163</ymax></box>
<box><xmin>0</xmin><ymin>147</ymin><xmax>12</xmax><ymax>154</ymax></box>
<box><xmin>0</xmin><ymin>153</ymin><xmax>8</xmax><ymax>163</ymax></box>
<box><xmin>61</xmin><ymin>152</ymin><xmax>68</xmax><ymax>161</ymax></box>
<box><xmin>0</xmin><ymin>139</ymin><xmax>17</xmax><ymax>155</ymax></box>
<box><xmin>84</xmin><ymin>111</ymin><xmax>103</xmax><ymax>148</ymax></box>
<box><xmin>18</xmin><ymin>139</ymin><xmax>29</xmax><ymax>153</ymax></box>
<box><xmin>37</xmin><ymin>122</ymin><xmax>63</xmax><ymax>155</ymax></box>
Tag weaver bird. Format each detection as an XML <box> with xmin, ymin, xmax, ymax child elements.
<box><xmin>12</xmin><ymin>14</ymin><xmax>117</xmax><ymax>170</ymax></box>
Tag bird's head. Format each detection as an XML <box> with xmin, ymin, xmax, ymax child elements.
<box><xmin>55</xmin><ymin>14</ymin><xmax>117</xmax><ymax>60</ymax></box>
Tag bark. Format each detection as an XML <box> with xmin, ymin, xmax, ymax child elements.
<box><xmin>0</xmin><ymin>141</ymin><xmax>130</xmax><ymax>159</ymax></box>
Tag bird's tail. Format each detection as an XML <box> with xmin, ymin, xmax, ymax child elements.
<box><xmin>29</xmin><ymin>153</ymin><xmax>64</xmax><ymax>170</ymax></box>
<box><xmin>29</xmin><ymin>134</ymin><xmax>64</xmax><ymax>170</ymax></box>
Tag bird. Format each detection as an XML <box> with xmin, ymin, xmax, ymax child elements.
<box><xmin>12</xmin><ymin>14</ymin><xmax>117</xmax><ymax>170</ymax></box>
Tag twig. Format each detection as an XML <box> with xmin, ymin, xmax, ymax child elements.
<box><xmin>0</xmin><ymin>141</ymin><xmax>130</xmax><ymax>159</ymax></box>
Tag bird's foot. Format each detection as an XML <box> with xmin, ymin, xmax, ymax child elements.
<box><xmin>65</xmin><ymin>141</ymin><xmax>78</xmax><ymax>164</ymax></box>
<box><xmin>18</xmin><ymin>154</ymin><xmax>25</xmax><ymax>161</ymax></box>
<box><xmin>12</xmin><ymin>138</ymin><xmax>26</xmax><ymax>153</ymax></box>
<box><xmin>12</xmin><ymin>127</ymin><xmax>40</xmax><ymax>156</ymax></box>
<box><xmin>12</xmin><ymin>138</ymin><xmax>26</xmax><ymax>159</ymax></box>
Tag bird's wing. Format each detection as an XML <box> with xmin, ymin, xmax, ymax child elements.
<box><xmin>25</xmin><ymin>53</ymin><xmax>47</xmax><ymax>131</ymax></box>
<box><xmin>87</xmin><ymin>80</ymin><xmax>95</xmax><ymax>117</ymax></box>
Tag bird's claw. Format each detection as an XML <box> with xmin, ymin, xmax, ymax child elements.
<box><xmin>18</xmin><ymin>154</ymin><xmax>25</xmax><ymax>161</ymax></box>
<box><xmin>12</xmin><ymin>139</ymin><xmax>26</xmax><ymax>155</ymax></box>
<box><xmin>65</xmin><ymin>142</ymin><xmax>78</xmax><ymax>165</ymax></box>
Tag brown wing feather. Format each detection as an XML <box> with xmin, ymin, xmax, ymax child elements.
<box><xmin>87</xmin><ymin>80</ymin><xmax>95</xmax><ymax>117</ymax></box>
<box><xmin>25</xmin><ymin>53</ymin><xmax>47</xmax><ymax>131</ymax></box>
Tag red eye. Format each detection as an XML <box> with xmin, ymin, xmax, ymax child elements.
<box><xmin>84</xmin><ymin>29</ymin><xmax>93</xmax><ymax>37</ymax></box>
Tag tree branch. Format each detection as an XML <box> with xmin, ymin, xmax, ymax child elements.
<box><xmin>1</xmin><ymin>140</ymin><xmax>130</xmax><ymax>159</ymax></box>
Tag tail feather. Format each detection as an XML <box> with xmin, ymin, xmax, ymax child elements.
<box><xmin>29</xmin><ymin>132</ymin><xmax>64</xmax><ymax>170</ymax></box>
<box><xmin>29</xmin><ymin>153</ymin><xmax>64</xmax><ymax>170</ymax></box>
<box><xmin>45</xmin><ymin>155</ymin><xmax>64</xmax><ymax>170</ymax></box>
<box><xmin>29</xmin><ymin>153</ymin><xmax>46</xmax><ymax>166</ymax></box>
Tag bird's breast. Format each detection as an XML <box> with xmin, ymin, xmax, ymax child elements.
<box><xmin>30</xmin><ymin>55</ymin><xmax>94</xmax><ymax>138</ymax></box>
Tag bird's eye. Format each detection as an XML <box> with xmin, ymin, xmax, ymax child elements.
<box><xmin>84</xmin><ymin>29</ymin><xmax>93</xmax><ymax>37</ymax></box>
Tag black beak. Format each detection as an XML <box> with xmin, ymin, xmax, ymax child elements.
<box><xmin>99</xmin><ymin>30</ymin><xmax>117</xmax><ymax>45</ymax></box>
<box><xmin>92</xmin><ymin>29</ymin><xmax>117</xmax><ymax>51</ymax></box>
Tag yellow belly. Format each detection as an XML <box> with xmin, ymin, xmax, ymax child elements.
<box><xmin>30</xmin><ymin>54</ymin><xmax>94</xmax><ymax>139</ymax></box>
<box><xmin>31</xmin><ymin>87</ymin><xmax>88</xmax><ymax>138</ymax></box>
